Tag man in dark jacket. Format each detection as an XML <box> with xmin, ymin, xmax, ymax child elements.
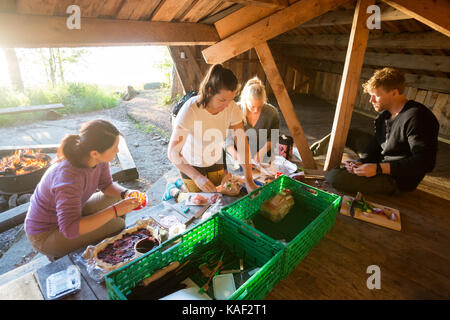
<box><xmin>326</xmin><ymin>67</ymin><xmax>439</xmax><ymax>195</ymax></box>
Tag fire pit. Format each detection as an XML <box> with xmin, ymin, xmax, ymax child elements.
<box><xmin>0</xmin><ymin>149</ymin><xmax>52</xmax><ymax>194</ymax></box>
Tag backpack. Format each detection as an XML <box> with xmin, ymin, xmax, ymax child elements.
<box><xmin>171</xmin><ymin>91</ymin><xmax>197</xmax><ymax>118</ymax></box>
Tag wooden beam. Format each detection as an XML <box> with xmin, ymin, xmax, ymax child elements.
<box><xmin>324</xmin><ymin>0</ymin><xmax>375</xmax><ymax>171</ymax></box>
<box><xmin>255</xmin><ymin>42</ymin><xmax>317</xmax><ymax>169</ymax></box>
<box><xmin>0</xmin><ymin>103</ymin><xmax>64</xmax><ymax>116</ymax></box>
<box><xmin>186</xmin><ymin>46</ymin><xmax>204</xmax><ymax>84</ymax></box>
<box><xmin>113</xmin><ymin>135</ymin><xmax>139</xmax><ymax>182</ymax></box>
<box><xmin>199</xmin><ymin>4</ymin><xmax>245</xmax><ymax>25</ymax></box>
<box><xmin>383</xmin><ymin>0</ymin><xmax>450</xmax><ymax>37</ymax></box>
<box><xmin>16</xmin><ymin>0</ymin><xmax>58</xmax><ymax>15</ymax></box>
<box><xmin>152</xmin><ymin>0</ymin><xmax>192</xmax><ymax>22</ymax></box>
<box><xmin>168</xmin><ymin>46</ymin><xmax>199</xmax><ymax>92</ymax></box>
<box><xmin>273</xmin><ymin>53</ymin><xmax>450</xmax><ymax>94</ymax></box>
<box><xmin>227</xmin><ymin>0</ymin><xmax>288</xmax><ymax>9</ymax></box>
<box><xmin>0</xmin><ymin>203</ymin><xmax>29</xmax><ymax>233</ymax></box>
<box><xmin>303</xmin><ymin>2</ymin><xmax>410</xmax><ymax>27</ymax></box>
<box><xmin>278</xmin><ymin>46</ymin><xmax>450</xmax><ymax>73</ymax></box>
<box><xmin>214</xmin><ymin>4</ymin><xmax>278</xmax><ymax>39</ymax></box>
<box><xmin>271</xmin><ymin>31</ymin><xmax>450</xmax><ymax>50</ymax></box>
<box><xmin>0</xmin><ymin>13</ymin><xmax>220</xmax><ymax>47</ymax></box>
<box><xmin>202</xmin><ymin>0</ymin><xmax>348</xmax><ymax>64</ymax></box>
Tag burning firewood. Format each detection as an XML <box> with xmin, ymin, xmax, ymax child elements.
<box><xmin>0</xmin><ymin>149</ymin><xmax>50</xmax><ymax>175</ymax></box>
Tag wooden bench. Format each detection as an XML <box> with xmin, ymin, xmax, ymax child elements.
<box><xmin>0</xmin><ymin>103</ymin><xmax>64</xmax><ymax>116</ymax></box>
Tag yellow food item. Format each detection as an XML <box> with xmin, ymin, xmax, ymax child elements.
<box><xmin>260</xmin><ymin>190</ymin><xmax>294</xmax><ymax>223</ymax></box>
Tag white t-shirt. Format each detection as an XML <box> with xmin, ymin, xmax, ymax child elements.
<box><xmin>174</xmin><ymin>95</ymin><xmax>243</xmax><ymax>167</ymax></box>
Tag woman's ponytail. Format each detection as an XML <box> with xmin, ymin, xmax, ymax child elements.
<box><xmin>56</xmin><ymin>120</ymin><xmax>120</xmax><ymax>168</ymax></box>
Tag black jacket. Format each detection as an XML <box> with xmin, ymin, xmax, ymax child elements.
<box><xmin>358</xmin><ymin>100</ymin><xmax>439</xmax><ymax>191</ymax></box>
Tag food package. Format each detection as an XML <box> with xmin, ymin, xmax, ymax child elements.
<box><xmin>216</xmin><ymin>173</ymin><xmax>244</xmax><ymax>196</ymax></box>
<box><xmin>78</xmin><ymin>218</ymin><xmax>160</xmax><ymax>282</ymax></box>
<box><xmin>260</xmin><ymin>189</ymin><xmax>295</xmax><ymax>223</ymax></box>
<box><xmin>184</xmin><ymin>193</ymin><xmax>222</xmax><ymax>206</ymax></box>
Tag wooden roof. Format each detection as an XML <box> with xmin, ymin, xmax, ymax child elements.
<box><xmin>1</xmin><ymin>0</ymin><xmax>449</xmax><ymax>168</ymax></box>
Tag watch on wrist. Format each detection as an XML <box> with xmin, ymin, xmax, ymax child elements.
<box><xmin>376</xmin><ymin>163</ymin><xmax>382</xmax><ymax>175</ymax></box>
<box><xmin>120</xmin><ymin>189</ymin><xmax>129</xmax><ymax>199</ymax></box>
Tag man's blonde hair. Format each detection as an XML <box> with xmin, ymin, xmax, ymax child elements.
<box><xmin>362</xmin><ymin>67</ymin><xmax>405</xmax><ymax>94</ymax></box>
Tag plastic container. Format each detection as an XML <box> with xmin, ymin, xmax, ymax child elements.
<box><xmin>46</xmin><ymin>265</ymin><xmax>81</xmax><ymax>300</ymax></box>
<box><xmin>105</xmin><ymin>213</ymin><xmax>284</xmax><ymax>300</ymax></box>
<box><xmin>221</xmin><ymin>175</ymin><xmax>341</xmax><ymax>279</ymax></box>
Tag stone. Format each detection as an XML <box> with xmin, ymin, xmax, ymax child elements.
<box><xmin>8</xmin><ymin>194</ymin><xmax>18</xmax><ymax>209</ymax></box>
<box><xmin>46</xmin><ymin>110</ymin><xmax>62</xmax><ymax>121</ymax></box>
<box><xmin>17</xmin><ymin>194</ymin><xmax>32</xmax><ymax>205</ymax></box>
<box><xmin>0</xmin><ymin>196</ymin><xmax>8</xmax><ymax>211</ymax></box>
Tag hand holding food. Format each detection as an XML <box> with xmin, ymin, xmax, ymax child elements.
<box><xmin>114</xmin><ymin>198</ymin><xmax>141</xmax><ymax>216</ymax></box>
<box><xmin>125</xmin><ymin>191</ymin><xmax>148</xmax><ymax>211</ymax></box>
<box><xmin>216</xmin><ymin>173</ymin><xmax>243</xmax><ymax>196</ymax></box>
<box><xmin>344</xmin><ymin>160</ymin><xmax>362</xmax><ymax>174</ymax></box>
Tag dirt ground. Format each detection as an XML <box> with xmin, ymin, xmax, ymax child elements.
<box><xmin>0</xmin><ymin>89</ymin><xmax>175</xmax><ymax>261</ymax></box>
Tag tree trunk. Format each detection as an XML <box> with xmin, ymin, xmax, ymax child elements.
<box><xmin>56</xmin><ymin>48</ymin><xmax>65</xmax><ymax>84</ymax></box>
<box><xmin>3</xmin><ymin>48</ymin><xmax>24</xmax><ymax>92</ymax></box>
<box><xmin>48</xmin><ymin>48</ymin><xmax>57</xmax><ymax>87</ymax></box>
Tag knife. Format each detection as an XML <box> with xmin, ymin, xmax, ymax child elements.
<box><xmin>349</xmin><ymin>192</ymin><xmax>362</xmax><ymax>217</ymax></box>
<box><xmin>185</xmin><ymin>203</ymin><xmax>211</xmax><ymax>226</ymax></box>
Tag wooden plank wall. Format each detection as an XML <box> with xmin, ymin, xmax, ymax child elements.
<box><xmin>309</xmin><ymin>70</ymin><xmax>450</xmax><ymax>141</ymax></box>
<box><xmin>172</xmin><ymin>46</ymin><xmax>311</xmax><ymax>98</ymax></box>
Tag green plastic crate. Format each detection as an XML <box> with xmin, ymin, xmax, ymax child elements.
<box><xmin>221</xmin><ymin>175</ymin><xmax>341</xmax><ymax>279</ymax></box>
<box><xmin>105</xmin><ymin>212</ymin><xmax>284</xmax><ymax>300</ymax></box>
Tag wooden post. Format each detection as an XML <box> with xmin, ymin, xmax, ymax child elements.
<box><xmin>324</xmin><ymin>0</ymin><xmax>375</xmax><ymax>171</ymax></box>
<box><xmin>383</xmin><ymin>0</ymin><xmax>450</xmax><ymax>37</ymax></box>
<box><xmin>255</xmin><ymin>42</ymin><xmax>317</xmax><ymax>169</ymax></box>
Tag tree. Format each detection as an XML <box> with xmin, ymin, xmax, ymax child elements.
<box><xmin>2</xmin><ymin>48</ymin><xmax>24</xmax><ymax>92</ymax></box>
<box><xmin>38</xmin><ymin>48</ymin><xmax>89</xmax><ymax>87</ymax></box>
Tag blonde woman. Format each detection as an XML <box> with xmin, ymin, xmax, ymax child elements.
<box><xmin>225</xmin><ymin>77</ymin><xmax>280</xmax><ymax>164</ymax></box>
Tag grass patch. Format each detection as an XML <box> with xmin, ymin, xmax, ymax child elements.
<box><xmin>135</xmin><ymin>122</ymin><xmax>170</xmax><ymax>140</ymax></box>
<box><xmin>0</xmin><ymin>83</ymin><xmax>120</xmax><ymax>126</ymax></box>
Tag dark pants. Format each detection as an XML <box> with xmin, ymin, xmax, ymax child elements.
<box><xmin>326</xmin><ymin>168</ymin><xmax>399</xmax><ymax>195</ymax></box>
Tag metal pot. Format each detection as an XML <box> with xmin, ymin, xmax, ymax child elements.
<box><xmin>0</xmin><ymin>154</ymin><xmax>52</xmax><ymax>195</ymax></box>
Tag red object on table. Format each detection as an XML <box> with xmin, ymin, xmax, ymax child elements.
<box><xmin>126</xmin><ymin>191</ymin><xmax>148</xmax><ymax>210</ymax></box>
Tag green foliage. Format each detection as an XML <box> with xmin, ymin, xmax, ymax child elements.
<box><xmin>0</xmin><ymin>83</ymin><xmax>120</xmax><ymax>126</ymax></box>
<box><xmin>152</xmin><ymin>47</ymin><xmax>173</xmax><ymax>88</ymax></box>
<box><xmin>156</xmin><ymin>86</ymin><xmax>173</xmax><ymax>106</ymax></box>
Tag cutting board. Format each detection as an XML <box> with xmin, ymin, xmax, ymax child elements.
<box><xmin>340</xmin><ymin>195</ymin><xmax>401</xmax><ymax>231</ymax></box>
<box><xmin>0</xmin><ymin>272</ymin><xmax>44</xmax><ymax>300</ymax></box>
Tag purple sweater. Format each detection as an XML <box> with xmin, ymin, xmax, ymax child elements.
<box><xmin>25</xmin><ymin>160</ymin><xmax>113</xmax><ymax>239</ymax></box>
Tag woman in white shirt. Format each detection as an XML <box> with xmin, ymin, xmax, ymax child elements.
<box><xmin>168</xmin><ymin>64</ymin><xmax>257</xmax><ymax>193</ymax></box>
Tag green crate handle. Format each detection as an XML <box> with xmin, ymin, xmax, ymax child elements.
<box><xmin>300</xmin><ymin>185</ymin><xmax>318</xmax><ymax>196</ymax></box>
<box><xmin>236</xmin><ymin>227</ymin><xmax>259</xmax><ymax>244</ymax></box>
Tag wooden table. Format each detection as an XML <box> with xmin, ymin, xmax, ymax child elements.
<box><xmin>32</xmin><ymin>182</ymin><xmax>450</xmax><ymax>300</ymax></box>
<box><xmin>32</xmin><ymin>196</ymin><xmax>239</xmax><ymax>300</ymax></box>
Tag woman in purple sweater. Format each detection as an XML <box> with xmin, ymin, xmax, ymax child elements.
<box><xmin>25</xmin><ymin>120</ymin><xmax>141</xmax><ymax>260</ymax></box>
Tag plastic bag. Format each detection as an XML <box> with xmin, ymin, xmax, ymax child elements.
<box><xmin>273</xmin><ymin>155</ymin><xmax>297</xmax><ymax>175</ymax></box>
<box><xmin>216</xmin><ymin>173</ymin><xmax>244</xmax><ymax>196</ymax></box>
